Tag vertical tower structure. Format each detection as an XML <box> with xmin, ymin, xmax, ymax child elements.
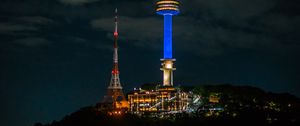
<box><xmin>156</xmin><ymin>0</ymin><xmax>180</xmax><ymax>86</ymax></box>
<box><xmin>109</xmin><ymin>8</ymin><xmax>122</xmax><ymax>90</ymax></box>
<box><xmin>103</xmin><ymin>8</ymin><xmax>128</xmax><ymax>110</ymax></box>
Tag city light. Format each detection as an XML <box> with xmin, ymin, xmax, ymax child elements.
<box><xmin>165</xmin><ymin>62</ymin><xmax>172</xmax><ymax>69</ymax></box>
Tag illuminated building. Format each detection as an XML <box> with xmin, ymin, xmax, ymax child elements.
<box><xmin>209</xmin><ymin>94</ymin><xmax>220</xmax><ymax>103</ymax></box>
<box><xmin>127</xmin><ymin>85</ymin><xmax>190</xmax><ymax>114</ymax></box>
<box><xmin>97</xmin><ymin>9</ymin><xmax>128</xmax><ymax>113</ymax></box>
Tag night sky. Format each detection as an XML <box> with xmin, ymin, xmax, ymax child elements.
<box><xmin>1</xmin><ymin>0</ymin><xmax>300</xmax><ymax>126</ymax></box>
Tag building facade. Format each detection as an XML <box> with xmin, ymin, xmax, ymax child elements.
<box><xmin>128</xmin><ymin>85</ymin><xmax>191</xmax><ymax>114</ymax></box>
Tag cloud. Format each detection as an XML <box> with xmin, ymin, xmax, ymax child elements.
<box><xmin>91</xmin><ymin>14</ymin><xmax>298</xmax><ymax>56</ymax></box>
<box><xmin>1</xmin><ymin>0</ymin><xmax>297</xmax><ymax>57</ymax></box>
<box><xmin>14</xmin><ymin>37</ymin><xmax>51</xmax><ymax>47</ymax></box>
<box><xmin>0</xmin><ymin>23</ymin><xmax>38</xmax><ymax>34</ymax></box>
<box><xmin>17</xmin><ymin>16</ymin><xmax>55</xmax><ymax>25</ymax></box>
<box><xmin>91</xmin><ymin>16</ymin><xmax>163</xmax><ymax>49</ymax></box>
<box><xmin>90</xmin><ymin>0</ymin><xmax>300</xmax><ymax>56</ymax></box>
<box><xmin>90</xmin><ymin>16</ymin><xmax>266</xmax><ymax>56</ymax></box>
<box><xmin>0</xmin><ymin>16</ymin><xmax>55</xmax><ymax>37</ymax></box>
<box><xmin>58</xmin><ymin>0</ymin><xmax>99</xmax><ymax>5</ymax></box>
<box><xmin>188</xmin><ymin>0</ymin><xmax>275</xmax><ymax>22</ymax></box>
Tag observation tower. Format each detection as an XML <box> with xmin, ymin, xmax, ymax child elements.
<box><xmin>156</xmin><ymin>0</ymin><xmax>180</xmax><ymax>86</ymax></box>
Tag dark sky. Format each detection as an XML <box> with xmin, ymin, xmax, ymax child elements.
<box><xmin>0</xmin><ymin>0</ymin><xmax>299</xmax><ymax>126</ymax></box>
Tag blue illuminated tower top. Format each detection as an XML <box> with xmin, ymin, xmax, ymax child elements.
<box><xmin>156</xmin><ymin>0</ymin><xmax>180</xmax><ymax>59</ymax></box>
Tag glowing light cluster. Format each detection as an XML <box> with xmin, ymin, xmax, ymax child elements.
<box><xmin>166</xmin><ymin>63</ymin><xmax>172</xmax><ymax>69</ymax></box>
<box><xmin>111</xmin><ymin>69</ymin><xmax>119</xmax><ymax>74</ymax></box>
<box><xmin>157</xmin><ymin>0</ymin><xmax>179</xmax><ymax>5</ymax></box>
<box><xmin>156</xmin><ymin>7</ymin><xmax>179</xmax><ymax>12</ymax></box>
<box><xmin>164</xmin><ymin>60</ymin><xmax>173</xmax><ymax>69</ymax></box>
<box><xmin>156</xmin><ymin>0</ymin><xmax>180</xmax><ymax>15</ymax></box>
<box><xmin>158</xmin><ymin>4</ymin><xmax>178</xmax><ymax>8</ymax></box>
<box><xmin>114</xmin><ymin>32</ymin><xmax>118</xmax><ymax>36</ymax></box>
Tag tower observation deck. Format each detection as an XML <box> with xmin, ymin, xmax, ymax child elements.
<box><xmin>156</xmin><ymin>0</ymin><xmax>180</xmax><ymax>86</ymax></box>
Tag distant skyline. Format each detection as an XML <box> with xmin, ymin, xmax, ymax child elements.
<box><xmin>0</xmin><ymin>0</ymin><xmax>299</xmax><ymax>126</ymax></box>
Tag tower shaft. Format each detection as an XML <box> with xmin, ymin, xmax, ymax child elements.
<box><xmin>164</xmin><ymin>15</ymin><xmax>172</xmax><ymax>59</ymax></box>
<box><xmin>156</xmin><ymin>0</ymin><xmax>180</xmax><ymax>86</ymax></box>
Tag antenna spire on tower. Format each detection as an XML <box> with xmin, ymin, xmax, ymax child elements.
<box><xmin>114</xmin><ymin>8</ymin><xmax>118</xmax><ymax>37</ymax></box>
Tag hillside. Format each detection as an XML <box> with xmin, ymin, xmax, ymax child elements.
<box><xmin>34</xmin><ymin>84</ymin><xmax>300</xmax><ymax>126</ymax></box>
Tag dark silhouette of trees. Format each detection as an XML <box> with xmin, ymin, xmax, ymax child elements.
<box><xmin>34</xmin><ymin>84</ymin><xmax>300</xmax><ymax>126</ymax></box>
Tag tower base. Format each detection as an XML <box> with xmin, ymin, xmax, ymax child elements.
<box><xmin>102</xmin><ymin>89</ymin><xmax>128</xmax><ymax>109</ymax></box>
<box><xmin>160</xmin><ymin>59</ymin><xmax>176</xmax><ymax>86</ymax></box>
